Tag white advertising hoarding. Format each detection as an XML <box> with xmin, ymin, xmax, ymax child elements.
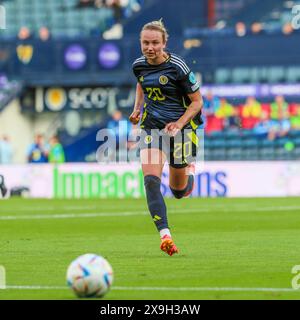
<box><xmin>0</xmin><ymin>162</ymin><xmax>300</xmax><ymax>198</ymax></box>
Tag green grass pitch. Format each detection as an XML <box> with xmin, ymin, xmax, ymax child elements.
<box><xmin>0</xmin><ymin>197</ymin><xmax>300</xmax><ymax>300</ymax></box>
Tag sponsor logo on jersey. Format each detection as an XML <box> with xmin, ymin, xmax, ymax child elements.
<box><xmin>189</xmin><ymin>72</ymin><xmax>197</xmax><ymax>84</ymax></box>
<box><xmin>159</xmin><ymin>75</ymin><xmax>169</xmax><ymax>85</ymax></box>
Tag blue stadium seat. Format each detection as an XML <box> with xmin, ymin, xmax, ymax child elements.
<box><xmin>226</xmin><ymin>148</ymin><xmax>243</xmax><ymax>160</ymax></box>
<box><xmin>288</xmin><ymin>130</ymin><xmax>300</xmax><ymax>139</ymax></box>
<box><xmin>210</xmin><ymin>148</ymin><xmax>227</xmax><ymax>160</ymax></box>
<box><xmin>258</xmin><ymin>138</ymin><xmax>276</xmax><ymax>160</ymax></box>
<box><xmin>232</xmin><ymin>67</ymin><xmax>251</xmax><ymax>83</ymax></box>
<box><xmin>227</xmin><ymin>138</ymin><xmax>243</xmax><ymax>148</ymax></box>
<box><xmin>293</xmin><ymin>137</ymin><xmax>300</xmax><ymax>147</ymax></box>
<box><xmin>268</xmin><ymin>66</ymin><xmax>285</xmax><ymax>83</ymax></box>
<box><xmin>215</xmin><ymin>68</ymin><xmax>231</xmax><ymax>84</ymax></box>
<box><xmin>286</xmin><ymin>66</ymin><xmax>300</xmax><ymax>83</ymax></box>
<box><xmin>294</xmin><ymin>147</ymin><xmax>300</xmax><ymax>159</ymax></box>
<box><xmin>209</xmin><ymin>138</ymin><xmax>226</xmax><ymax>149</ymax></box>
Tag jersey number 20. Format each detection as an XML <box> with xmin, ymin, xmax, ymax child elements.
<box><xmin>146</xmin><ymin>87</ymin><xmax>166</xmax><ymax>101</ymax></box>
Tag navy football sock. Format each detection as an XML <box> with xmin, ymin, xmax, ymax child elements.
<box><xmin>170</xmin><ymin>175</ymin><xmax>194</xmax><ymax>199</ymax></box>
<box><xmin>144</xmin><ymin>175</ymin><xmax>168</xmax><ymax>231</ymax></box>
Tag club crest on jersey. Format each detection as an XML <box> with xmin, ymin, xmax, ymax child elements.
<box><xmin>159</xmin><ymin>75</ymin><xmax>168</xmax><ymax>85</ymax></box>
<box><xmin>139</xmin><ymin>76</ymin><xmax>144</xmax><ymax>82</ymax></box>
<box><xmin>144</xmin><ymin>135</ymin><xmax>153</xmax><ymax>144</ymax></box>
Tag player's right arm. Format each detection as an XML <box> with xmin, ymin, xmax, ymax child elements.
<box><xmin>129</xmin><ymin>82</ymin><xmax>144</xmax><ymax>124</ymax></box>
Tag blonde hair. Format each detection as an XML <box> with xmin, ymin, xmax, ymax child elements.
<box><xmin>141</xmin><ymin>18</ymin><xmax>169</xmax><ymax>43</ymax></box>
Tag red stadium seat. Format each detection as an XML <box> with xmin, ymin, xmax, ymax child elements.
<box><xmin>205</xmin><ymin>115</ymin><xmax>224</xmax><ymax>134</ymax></box>
<box><xmin>240</xmin><ymin>116</ymin><xmax>259</xmax><ymax>130</ymax></box>
<box><xmin>239</xmin><ymin>104</ymin><xmax>260</xmax><ymax>130</ymax></box>
<box><xmin>261</xmin><ymin>103</ymin><xmax>271</xmax><ymax>118</ymax></box>
<box><xmin>289</xmin><ymin>103</ymin><xmax>298</xmax><ymax>116</ymax></box>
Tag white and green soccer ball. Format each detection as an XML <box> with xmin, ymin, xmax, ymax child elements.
<box><xmin>66</xmin><ymin>253</ymin><xmax>113</xmax><ymax>298</ymax></box>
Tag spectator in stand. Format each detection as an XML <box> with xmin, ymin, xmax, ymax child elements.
<box><xmin>282</xmin><ymin>22</ymin><xmax>294</xmax><ymax>35</ymax></box>
<box><xmin>267</xmin><ymin>114</ymin><xmax>291</xmax><ymax>141</ymax></box>
<box><xmin>251</xmin><ymin>22</ymin><xmax>264</xmax><ymax>35</ymax></box>
<box><xmin>202</xmin><ymin>93</ymin><xmax>223</xmax><ymax>134</ymax></box>
<box><xmin>240</xmin><ymin>96</ymin><xmax>262</xmax><ymax>129</ymax></box>
<box><xmin>122</xmin><ymin>0</ymin><xmax>141</xmax><ymax>18</ymax></box>
<box><xmin>235</xmin><ymin>22</ymin><xmax>247</xmax><ymax>37</ymax></box>
<box><xmin>94</xmin><ymin>0</ymin><xmax>105</xmax><ymax>8</ymax></box>
<box><xmin>203</xmin><ymin>91</ymin><xmax>221</xmax><ymax>116</ymax></box>
<box><xmin>0</xmin><ymin>135</ymin><xmax>13</xmax><ymax>164</ymax></box>
<box><xmin>215</xmin><ymin>98</ymin><xmax>239</xmax><ymax>129</ymax></box>
<box><xmin>27</xmin><ymin>134</ymin><xmax>48</xmax><ymax>163</ymax></box>
<box><xmin>270</xmin><ymin>95</ymin><xmax>289</xmax><ymax>120</ymax></box>
<box><xmin>253</xmin><ymin>111</ymin><xmax>272</xmax><ymax>138</ymax></box>
<box><xmin>290</xmin><ymin>104</ymin><xmax>300</xmax><ymax>130</ymax></box>
<box><xmin>48</xmin><ymin>136</ymin><xmax>65</xmax><ymax>163</ymax></box>
<box><xmin>18</xmin><ymin>26</ymin><xmax>32</xmax><ymax>40</ymax></box>
<box><xmin>242</xmin><ymin>96</ymin><xmax>262</xmax><ymax>118</ymax></box>
<box><xmin>202</xmin><ymin>92</ymin><xmax>222</xmax><ymax>132</ymax></box>
<box><xmin>267</xmin><ymin>96</ymin><xmax>291</xmax><ymax>140</ymax></box>
<box><xmin>103</xmin><ymin>0</ymin><xmax>124</xmax><ymax>39</ymax></box>
<box><xmin>76</xmin><ymin>0</ymin><xmax>95</xmax><ymax>8</ymax></box>
<box><xmin>38</xmin><ymin>26</ymin><xmax>51</xmax><ymax>42</ymax></box>
<box><xmin>108</xmin><ymin>0</ymin><xmax>123</xmax><ymax>23</ymax></box>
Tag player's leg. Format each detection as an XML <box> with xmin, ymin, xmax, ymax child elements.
<box><xmin>141</xmin><ymin>148</ymin><xmax>178</xmax><ymax>256</ymax></box>
<box><xmin>141</xmin><ymin>147</ymin><xmax>168</xmax><ymax>233</ymax></box>
<box><xmin>169</xmin><ymin>164</ymin><xmax>195</xmax><ymax>199</ymax></box>
<box><xmin>168</xmin><ymin>130</ymin><xmax>196</xmax><ymax>199</ymax></box>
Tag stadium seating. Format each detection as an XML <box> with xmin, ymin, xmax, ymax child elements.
<box><xmin>204</xmin><ymin>129</ymin><xmax>300</xmax><ymax>161</ymax></box>
<box><xmin>1</xmin><ymin>0</ymin><xmax>142</xmax><ymax>38</ymax></box>
<box><xmin>202</xmin><ymin>96</ymin><xmax>300</xmax><ymax>161</ymax></box>
<box><xmin>192</xmin><ymin>0</ymin><xmax>300</xmax><ymax>32</ymax></box>
<box><xmin>215</xmin><ymin>66</ymin><xmax>300</xmax><ymax>84</ymax></box>
<box><xmin>1</xmin><ymin>0</ymin><xmax>300</xmax><ymax>163</ymax></box>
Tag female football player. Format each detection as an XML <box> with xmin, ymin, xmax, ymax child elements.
<box><xmin>129</xmin><ymin>19</ymin><xmax>203</xmax><ymax>256</ymax></box>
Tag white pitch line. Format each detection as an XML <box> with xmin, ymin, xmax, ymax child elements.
<box><xmin>1</xmin><ymin>205</ymin><xmax>300</xmax><ymax>221</ymax></box>
<box><xmin>114</xmin><ymin>286</ymin><xmax>298</xmax><ymax>293</ymax></box>
<box><xmin>0</xmin><ymin>211</ymin><xmax>149</xmax><ymax>221</ymax></box>
<box><xmin>2</xmin><ymin>285</ymin><xmax>299</xmax><ymax>293</ymax></box>
<box><xmin>0</xmin><ymin>206</ymin><xmax>101</xmax><ymax>212</ymax></box>
<box><xmin>4</xmin><ymin>285</ymin><xmax>67</xmax><ymax>290</ymax></box>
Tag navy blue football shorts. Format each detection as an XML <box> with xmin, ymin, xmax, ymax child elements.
<box><xmin>139</xmin><ymin>128</ymin><xmax>199</xmax><ymax>168</ymax></box>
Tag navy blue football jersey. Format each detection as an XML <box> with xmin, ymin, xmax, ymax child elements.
<box><xmin>132</xmin><ymin>53</ymin><xmax>202</xmax><ymax>129</ymax></box>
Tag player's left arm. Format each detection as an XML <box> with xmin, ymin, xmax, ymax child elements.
<box><xmin>165</xmin><ymin>90</ymin><xmax>203</xmax><ymax>135</ymax></box>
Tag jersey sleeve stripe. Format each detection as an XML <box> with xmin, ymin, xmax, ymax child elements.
<box><xmin>172</xmin><ymin>54</ymin><xmax>190</xmax><ymax>68</ymax></box>
<box><xmin>170</xmin><ymin>59</ymin><xmax>190</xmax><ymax>75</ymax></box>
<box><xmin>135</xmin><ymin>57</ymin><xmax>145</xmax><ymax>62</ymax></box>
<box><xmin>171</xmin><ymin>55</ymin><xmax>190</xmax><ymax>72</ymax></box>
<box><xmin>170</xmin><ymin>58</ymin><xmax>190</xmax><ymax>74</ymax></box>
<box><xmin>171</xmin><ymin>56</ymin><xmax>190</xmax><ymax>74</ymax></box>
<box><xmin>132</xmin><ymin>56</ymin><xmax>145</xmax><ymax>65</ymax></box>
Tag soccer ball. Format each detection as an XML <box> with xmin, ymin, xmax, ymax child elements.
<box><xmin>66</xmin><ymin>253</ymin><xmax>113</xmax><ymax>298</ymax></box>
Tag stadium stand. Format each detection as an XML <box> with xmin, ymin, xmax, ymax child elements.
<box><xmin>202</xmin><ymin>93</ymin><xmax>300</xmax><ymax>160</ymax></box>
<box><xmin>183</xmin><ymin>0</ymin><xmax>300</xmax><ymax>84</ymax></box>
<box><xmin>186</xmin><ymin>0</ymin><xmax>300</xmax><ymax>34</ymax></box>
<box><xmin>0</xmin><ymin>0</ymin><xmax>299</xmax><ymax>162</ymax></box>
<box><xmin>1</xmin><ymin>0</ymin><xmax>143</xmax><ymax>38</ymax></box>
